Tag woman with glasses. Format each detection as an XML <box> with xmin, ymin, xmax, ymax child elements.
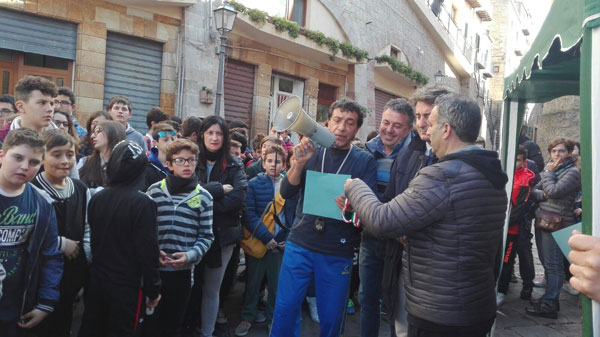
<box><xmin>184</xmin><ymin>115</ymin><xmax>247</xmax><ymax>337</ymax></box>
<box><xmin>53</xmin><ymin>109</ymin><xmax>79</xmax><ymax>143</ymax></box>
<box><xmin>78</xmin><ymin>120</ymin><xmax>126</xmax><ymax>193</ymax></box>
<box><xmin>78</xmin><ymin>111</ymin><xmax>113</xmax><ymax>160</ymax></box>
<box><xmin>526</xmin><ymin>137</ymin><xmax>581</xmax><ymax>319</ymax></box>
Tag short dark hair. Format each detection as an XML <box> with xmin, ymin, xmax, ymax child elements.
<box><xmin>57</xmin><ymin>87</ymin><xmax>75</xmax><ymax>104</ymax></box>
<box><xmin>547</xmin><ymin>137</ymin><xmax>574</xmax><ymax>154</ymax></box>
<box><xmin>383</xmin><ymin>98</ymin><xmax>415</xmax><ymax>125</ymax></box>
<box><xmin>2</xmin><ymin>128</ymin><xmax>45</xmax><ymax>153</ymax></box>
<box><xmin>0</xmin><ymin>94</ymin><xmax>17</xmax><ymax>112</ymax></box>
<box><xmin>252</xmin><ymin>133</ymin><xmax>265</xmax><ymax>151</ymax></box>
<box><xmin>263</xmin><ymin>144</ymin><xmax>286</xmax><ymax>159</ymax></box>
<box><xmin>44</xmin><ymin>128</ymin><xmax>76</xmax><ymax>151</ymax></box>
<box><xmin>434</xmin><ymin>93</ymin><xmax>481</xmax><ymax>143</ymax></box>
<box><xmin>166</xmin><ymin>138</ymin><xmax>199</xmax><ymax>162</ymax></box>
<box><xmin>182</xmin><ymin>116</ymin><xmax>203</xmax><ymax>138</ymax></box>
<box><xmin>150</xmin><ymin>122</ymin><xmax>176</xmax><ymax>139</ymax></box>
<box><xmin>146</xmin><ymin>107</ymin><xmax>169</xmax><ymax>128</ymax></box>
<box><xmin>15</xmin><ymin>76</ymin><xmax>57</xmax><ymax>102</ymax></box>
<box><xmin>517</xmin><ymin>145</ymin><xmax>528</xmax><ymax>159</ymax></box>
<box><xmin>169</xmin><ymin>116</ymin><xmax>182</xmax><ymax>124</ymax></box>
<box><xmin>260</xmin><ymin>135</ymin><xmax>282</xmax><ymax>148</ymax></box>
<box><xmin>164</xmin><ymin>119</ymin><xmax>181</xmax><ymax>133</ymax></box>
<box><xmin>329</xmin><ymin>98</ymin><xmax>364</xmax><ymax>128</ymax></box>
<box><xmin>410</xmin><ymin>83</ymin><xmax>452</xmax><ymax>106</ymax></box>
<box><xmin>229</xmin><ymin>120</ymin><xmax>248</xmax><ymax>130</ymax></box>
<box><xmin>106</xmin><ymin>95</ymin><xmax>132</xmax><ymax>113</ymax></box>
<box><xmin>230</xmin><ymin>131</ymin><xmax>247</xmax><ymax>152</ymax></box>
<box><xmin>366</xmin><ymin>130</ymin><xmax>378</xmax><ymax>142</ymax></box>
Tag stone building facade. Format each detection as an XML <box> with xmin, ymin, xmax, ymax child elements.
<box><xmin>0</xmin><ymin>0</ymin><xmax>187</xmax><ymax>131</ymax></box>
<box><xmin>182</xmin><ymin>0</ymin><xmax>495</xmax><ymax>140</ymax></box>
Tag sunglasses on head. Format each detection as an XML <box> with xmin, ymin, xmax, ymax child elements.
<box><xmin>154</xmin><ymin>130</ymin><xmax>177</xmax><ymax>140</ymax></box>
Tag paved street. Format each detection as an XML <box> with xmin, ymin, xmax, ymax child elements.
<box><xmin>72</xmin><ymin>240</ymin><xmax>582</xmax><ymax>337</ymax></box>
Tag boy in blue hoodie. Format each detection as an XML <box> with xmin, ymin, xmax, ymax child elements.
<box><xmin>235</xmin><ymin>145</ymin><xmax>294</xmax><ymax>336</ymax></box>
<box><xmin>0</xmin><ymin>128</ymin><xmax>63</xmax><ymax>336</ymax></box>
<box><xmin>144</xmin><ymin>122</ymin><xmax>176</xmax><ymax>190</ymax></box>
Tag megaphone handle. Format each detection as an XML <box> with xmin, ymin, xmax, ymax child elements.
<box><xmin>296</xmin><ymin>139</ymin><xmax>320</xmax><ymax>157</ymax></box>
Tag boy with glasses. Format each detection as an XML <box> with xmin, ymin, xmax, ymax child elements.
<box><xmin>0</xmin><ymin>94</ymin><xmax>17</xmax><ymax>117</ymax></box>
<box><xmin>144</xmin><ymin>122</ymin><xmax>177</xmax><ymax>190</ymax></box>
<box><xmin>145</xmin><ymin>138</ymin><xmax>214</xmax><ymax>337</ymax></box>
<box><xmin>56</xmin><ymin>87</ymin><xmax>86</xmax><ymax>138</ymax></box>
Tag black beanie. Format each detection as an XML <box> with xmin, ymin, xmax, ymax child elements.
<box><xmin>107</xmin><ymin>140</ymin><xmax>147</xmax><ymax>186</ymax></box>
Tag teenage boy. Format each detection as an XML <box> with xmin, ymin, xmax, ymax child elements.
<box><xmin>78</xmin><ymin>140</ymin><xmax>161</xmax><ymax>337</ymax></box>
<box><xmin>106</xmin><ymin>95</ymin><xmax>148</xmax><ymax>152</ymax></box>
<box><xmin>0</xmin><ymin>76</ymin><xmax>58</xmax><ymax>143</ymax></box>
<box><xmin>0</xmin><ymin>128</ymin><xmax>63</xmax><ymax>337</ymax></box>
<box><xmin>235</xmin><ymin>145</ymin><xmax>292</xmax><ymax>336</ymax></box>
<box><xmin>144</xmin><ymin>107</ymin><xmax>169</xmax><ymax>151</ymax></box>
<box><xmin>144</xmin><ymin>122</ymin><xmax>177</xmax><ymax>190</ymax></box>
<box><xmin>145</xmin><ymin>138</ymin><xmax>214</xmax><ymax>337</ymax></box>
<box><xmin>55</xmin><ymin>87</ymin><xmax>86</xmax><ymax>138</ymax></box>
<box><xmin>182</xmin><ymin>116</ymin><xmax>203</xmax><ymax>145</ymax></box>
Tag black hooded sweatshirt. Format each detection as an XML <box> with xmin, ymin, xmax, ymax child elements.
<box><xmin>87</xmin><ymin>141</ymin><xmax>161</xmax><ymax>300</ymax></box>
<box><xmin>439</xmin><ymin>149</ymin><xmax>508</xmax><ymax>189</ymax></box>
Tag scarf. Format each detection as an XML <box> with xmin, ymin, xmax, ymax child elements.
<box><xmin>165</xmin><ymin>173</ymin><xmax>198</xmax><ymax>195</ymax></box>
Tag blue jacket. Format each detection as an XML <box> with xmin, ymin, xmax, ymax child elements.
<box><xmin>246</xmin><ymin>173</ymin><xmax>297</xmax><ymax>244</ymax></box>
<box><xmin>23</xmin><ymin>184</ymin><xmax>64</xmax><ymax>315</ymax></box>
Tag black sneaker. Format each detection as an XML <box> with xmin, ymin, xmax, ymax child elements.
<box><xmin>520</xmin><ymin>287</ymin><xmax>533</xmax><ymax>300</ymax></box>
<box><xmin>526</xmin><ymin>302</ymin><xmax>558</xmax><ymax>319</ymax></box>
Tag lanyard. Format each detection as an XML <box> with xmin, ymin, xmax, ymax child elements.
<box><xmin>321</xmin><ymin>145</ymin><xmax>353</xmax><ymax>174</ymax></box>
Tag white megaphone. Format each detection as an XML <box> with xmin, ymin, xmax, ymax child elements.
<box><xmin>273</xmin><ymin>96</ymin><xmax>335</xmax><ymax>148</ymax></box>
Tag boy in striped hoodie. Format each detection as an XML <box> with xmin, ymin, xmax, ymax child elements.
<box><xmin>145</xmin><ymin>138</ymin><xmax>214</xmax><ymax>337</ymax></box>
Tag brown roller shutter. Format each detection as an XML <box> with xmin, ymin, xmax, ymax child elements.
<box><xmin>375</xmin><ymin>89</ymin><xmax>399</xmax><ymax>127</ymax></box>
<box><xmin>224</xmin><ymin>59</ymin><xmax>255</xmax><ymax>130</ymax></box>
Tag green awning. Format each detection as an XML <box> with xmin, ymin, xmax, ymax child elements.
<box><xmin>503</xmin><ymin>0</ymin><xmax>585</xmax><ymax>103</ymax></box>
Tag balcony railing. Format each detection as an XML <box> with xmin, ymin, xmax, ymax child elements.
<box><xmin>426</xmin><ymin>0</ymin><xmax>474</xmax><ymax>62</ymax></box>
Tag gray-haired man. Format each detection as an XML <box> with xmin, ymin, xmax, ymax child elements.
<box><xmin>345</xmin><ymin>93</ymin><xmax>508</xmax><ymax>337</ymax></box>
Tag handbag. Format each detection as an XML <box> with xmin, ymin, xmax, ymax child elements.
<box><xmin>534</xmin><ymin>210</ymin><xmax>564</xmax><ymax>232</ymax></box>
<box><xmin>240</xmin><ymin>192</ymin><xmax>286</xmax><ymax>259</ymax></box>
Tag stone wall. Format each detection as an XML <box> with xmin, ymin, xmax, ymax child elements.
<box><xmin>1</xmin><ymin>0</ymin><xmax>181</xmax><ymax>123</ymax></box>
<box><xmin>527</xmin><ymin>95</ymin><xmax>580</xmax><ymax>162</ymax></box>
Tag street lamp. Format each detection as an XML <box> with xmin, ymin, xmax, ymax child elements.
<box><xmin>434</xmin><ymin>70</ymin><xmax>446</xmax><ymax>84</ymax></box>
<box><xmin>213</xmin><ymin>1</ymin><xmax>237</xmax><ymax>116</ymax></box>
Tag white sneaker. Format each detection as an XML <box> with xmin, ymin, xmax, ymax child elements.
<box><xmin>216</xmin><ymin>308</ymin><xmax>228</xmax><ymax>324</ymax></box>
<box><xmin>533</xmin><ymin>276</ymin><xmax>546</xmax><ymax>287</ymax></box>
<box><xmin>496</xmin><ymin>292</ymin><xmax>506</xmax><ymax>307</ymax></box>
<box><xmin>306</xmin><ymin>296</ymin><xmax>319</xmax><ymax>323</ymax></box>
<box><xmin>563</xmin><ymin>281</ymin><xmax>580</xmax><ymax>295</ymax></box>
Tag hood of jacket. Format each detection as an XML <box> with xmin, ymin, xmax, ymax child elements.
<box><xmin>439</xmin><ymin>148</ymin><xmax>508</xmax><ymax>190</ymax></box>
<box><xmin>107</xmin><ymin>140</ymin><xmax>147</xmax><ymax>186</ymax></box>
<box><xmin>148</xmin><ymin>147</ymin><xmax>168</xmax><ymax>174</ymax></box>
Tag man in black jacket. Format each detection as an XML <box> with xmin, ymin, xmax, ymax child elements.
<box><xmin>519</xmin><ymin>132</ymin><xmax>544</xmax><ymax>173</ymax></box>
<box><xmin>380</xmin><ymin>84</ymin><xmax>450</xmax><ymax>337</ymax></box>
<box><xmin>79</xmin><ymin>140</ymin><xmax>161</xmax><ymax>337</ymax></box>
<box><xmin>346</xmin><ymin>93</ymin><xmax>508</xmax><ymax>337</ymax></box>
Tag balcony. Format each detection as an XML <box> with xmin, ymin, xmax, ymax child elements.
<box><xmin>465</xmin><ymin>0</ymin><xmax>482</xmax><ymax>8</ymax></box>
<box><xmin>475</xmin><ymin>1</ymin><xmax>493</xmax><ymax>21</ymax></box>
<box><xmin>106</xmin><ymin>0</ymin><xmax>197</xmax><ymax>6</ymax></box>
<box><xmin>426</xmin><ymin>0</ymin><xmax>474</xmax><ymax>60</ymax></box>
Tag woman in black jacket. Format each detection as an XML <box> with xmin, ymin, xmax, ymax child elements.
<box><xmin>189</xmin><ymin>116</ymin><xmax>247</xmax><ymax>337</ymax></box>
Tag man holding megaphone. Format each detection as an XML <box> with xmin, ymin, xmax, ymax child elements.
<box><xmin>270</xmin><ymin>98</ymin><xmax>377</xmax><ymax>337</ymax></box>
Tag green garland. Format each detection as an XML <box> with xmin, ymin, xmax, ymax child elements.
<box><xmin>375</xmin><ymin>55</ymin><xmax>429</xmax><ymax>85</ymax></box>
<box><xmin>228</xmin><ymin>0</ymin><xmax>427</xmax><ymax>82</ymax></box>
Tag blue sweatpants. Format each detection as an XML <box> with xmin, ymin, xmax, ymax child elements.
<box><xmin>270</xmin><ymin>241</ymin><xmax>353</xmax><ymax>337</ymax></box>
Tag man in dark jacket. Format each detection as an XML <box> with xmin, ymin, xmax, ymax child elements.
<box><xmin>380</xmin><ymin>84</ymin><xmax>450</xmax><ymax>336</ymax></box>
<box><xmin>345</xmin><ymin>93</ymin><xmax>508</xmax><ymax>337</ymax></box>
<box><xmin>362</xmin><ymin>98</ymin><xmax>414</xmax><ymax>337</ymax></box>
<box><xmin>79</xmin><ymin>140</ymin><xmax>161</xmax><ymax>337</ymax></box>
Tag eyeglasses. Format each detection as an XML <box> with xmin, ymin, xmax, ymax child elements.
<box><xmin>92</xmin><ymin>128</ymin><xmax>104</xmax><ymax>136</ymax></box>
<box><xmin>155</xmin><ymin>130</ymin><xmax>177</xmax><ymax>139</ymax></box>
<box><xmin>172</xmin><ymin>157</ymin><xmax>198</xmax><ymax>166</ymax></box>
<box><xmin>0</xmin><ymin>108</ymin><xmax>14</xmax><ymax>115</ymax></box>
<box><xmin>53</xmin><ymin>120</ymin><xmax>69</xmax><ymax>128</ymax></box>
<box><xmin>54</xmin><ymin>100</ymin><xmax>72</xmax><ymax>106</ymax></box>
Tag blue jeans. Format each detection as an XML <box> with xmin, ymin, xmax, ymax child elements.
<box><xmin>538</xmin><ymin>229</ymin><xmax>564</xmax><ymax>306</ymax></box>
<box><xmin>359</xmin><ymin>235</ymin><xmax>385</xmax><ymax>337</ymax></box>
<box><xmin>271</xmin><ymin>242</ymin><xmax>352</xmax><ymax>337</ymax></box>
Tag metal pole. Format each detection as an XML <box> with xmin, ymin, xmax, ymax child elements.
<box><xmin>214</xmin><ymin>35</ymin><xmax>227</xmax><ymax>116</ymax></box>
